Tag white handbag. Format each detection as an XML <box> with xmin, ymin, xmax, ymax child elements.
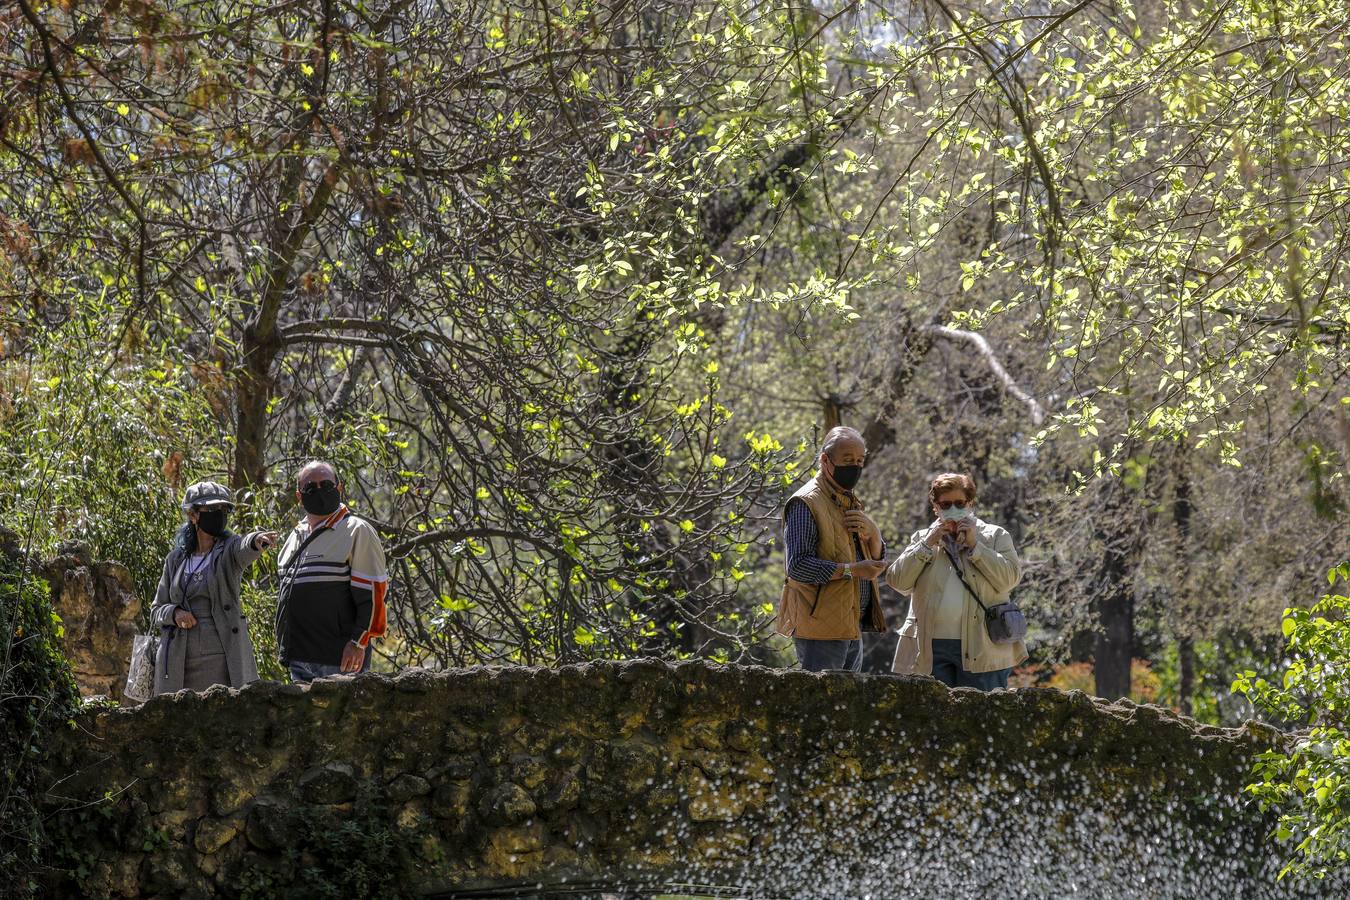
<box><xmin>123</xmin><ymin>632</ymin><xmax>158</xmax><ymax>703</ymax></box>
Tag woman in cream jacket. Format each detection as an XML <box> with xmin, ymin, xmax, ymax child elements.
<box><xmin>886</xmin><ymin>472</ymin><xmax>1025</xmax><ymax>690</ymax></box>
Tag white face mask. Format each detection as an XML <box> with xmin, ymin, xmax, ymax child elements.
<box><xmin>939</xmin><ymin>503</ymin><xmax>971</xmax><ymax>522</ymax></box>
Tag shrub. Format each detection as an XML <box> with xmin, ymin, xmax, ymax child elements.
<box><xmin>0</xmin><ymin>548</ymin><xmax>80</xmax><ymax>899</ymax></box>
<box><xmin>1234</xmin><ymin>563</ymin><xmax>1350</xmax><ymax>879</ymax></box>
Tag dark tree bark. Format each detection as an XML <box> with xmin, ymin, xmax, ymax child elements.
<box><xmin>1093</xmin><ymin>564</ymin><xmax>1134</xmax><ymax>698</ymax></box>
<box><xmin>230</xmin><ymin>153</ymin><xmax>343</xmax><ymax>489</ymax></box>
<box><xmin>1173</xmin><ymin>447</ymin><xmax>1195</xmax><ymax>716</ymax></box>
<box><xmin>1093</xmin><ymin>479</ymin><xmax>1138</xmax><ymax>699</ymax></box>
<box><xmin>1177</xmin><ymin>637</ymin><xmax>1195</xmax><ymax>717</ymax></box>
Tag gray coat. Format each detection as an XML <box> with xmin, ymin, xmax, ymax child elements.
<box><xmin>151</xmin><ymin>531</ymin><xmax>266</xmax><ymax>694</ymax></box>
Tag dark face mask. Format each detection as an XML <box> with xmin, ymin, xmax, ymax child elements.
<box><xmin>196</xmin><ymin>508</ymin><xmax>229</xmax><ymax>537</ymax></box>
<box><xmin>301</xmin><ymin>481</ymin><xmax>342</xmax><ymax>516</ymax></box>
<box><xmin>831</xmin><ymin>463</ymin><xmax>863</xmax><ymax>491</ymax></box>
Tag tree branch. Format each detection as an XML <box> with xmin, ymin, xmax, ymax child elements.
<box><xmin>924</xmin><ymin>324</ymin><xmax>1046</xmax><ymax>426</ymax></box>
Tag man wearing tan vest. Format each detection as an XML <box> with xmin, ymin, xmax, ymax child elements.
<box><xmin>776</xmin><ymin>426</ymin><xmax>889</xmax><ymax>671</ymax></box>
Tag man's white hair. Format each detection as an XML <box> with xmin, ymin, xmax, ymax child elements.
<box><xmin>820</xmin><ymin>426</ymin><xmax>865</xmax><ymax>459</ymax></box>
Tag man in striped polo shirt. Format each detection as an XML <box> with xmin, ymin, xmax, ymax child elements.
<box><xmin>276</xmin><ymin>460</ymin><xmax>390</xmax><ymax>683</ymax></box>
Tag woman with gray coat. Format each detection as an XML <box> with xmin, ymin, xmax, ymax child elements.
<box><xmin>151</xmin><ymin>481</ymin><xmax>278</xmax><ymax>694</ymax></box>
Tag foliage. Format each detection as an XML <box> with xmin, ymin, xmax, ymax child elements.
<box><xmin>1234</xmin><ymin>564</ymin><xmax>1350</xmax><ymax>879</ymax></box>
<box><xmin>707</xmin><ymin>0</ymin><xmax>1346</xmax><ymax>700</ymax></box>
<box><xmin>240</xmin><ymin>581</ymin><xmax>286</xmax><ymax>683</ymax></box>
<box><xmin>0</xmin><ymin>549</ymin><xmax>81</xmax><ymax>899</ymax></box>
<box><xmin>1</xmin><ymin>0</ymin><xmax>829</xmax><ymax>665</ymax></box>
<box><xmin>0</xmin><ymin>310</ymin><xmax>225</xmax><ymax>601</ymax></box>
<box><xmin>234</xmin><ymin>809</ymin><xmax>424</xmax><ymax>900</ymax></box>
<box><xmin>1</xmin><ymin>0</ymin><xmax>1345</xmax><ymax>709</ymax></box>
<box><xmin>802</xmin><ymin>0</ymin><xmax>1350</xmax><ymax>472</ymax></box>
<box><xmin>47</xmin><ymin>793</ymin><xmax>171</xmax><ymax>894</ymax></box>
<box><xmin>1151</xmin><ymin>636</ymin><xmax>1281</xmax><ymax>726</ymax></box>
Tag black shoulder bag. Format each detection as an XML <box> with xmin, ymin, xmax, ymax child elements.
<box><xmin>941</xmin><ymin>543</ymin><xmax>1027</xmax><ymax>645</ymax></box>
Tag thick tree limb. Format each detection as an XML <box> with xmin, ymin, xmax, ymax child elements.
<box><xmin>924</xmin><ymin>324</ymin><xmax>1046</xmax><ymax>426</ymax></box>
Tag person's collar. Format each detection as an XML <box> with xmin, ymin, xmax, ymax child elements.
<box><xmin>298</xmin><ymin>503</ymin><xmax>350</xmax><ymax>532</ymax></box>
<box><xmin>818</xmin><ymin>473</ymin><xmax>857</xmax><ymax>506</ymax></box>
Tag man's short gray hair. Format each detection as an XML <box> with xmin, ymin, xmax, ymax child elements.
<box><xmin>296</xmin><ymin>459</ymin><xmax>339</xmax><ymax>486</ymax></box>
<box><xmin>820</xmin><ymin>426</ymin><xmax>865</xmax><ymax>459</ymax></box>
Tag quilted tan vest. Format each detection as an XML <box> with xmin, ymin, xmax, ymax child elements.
<box><xmin>776</xmin><ymin>477</ymin><xmax>887</xmax><ymax>640</ymax></box>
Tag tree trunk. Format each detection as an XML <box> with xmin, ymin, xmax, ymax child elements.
<box><xmin>1178</xmin><ymin>636</ymin><xmax>1195</xmax><ymax>717</ymax></box>
<box><xmin>1093</xmin><ymin>576</ymin><xmax>1133</xmax><ymax>699</ymax></box>
<box><xmin>1173</xmin><ymin>449</ymin><xmax>1195</xmax><ymax>715</ymax></box>
<box><xmin>232</xmin><ymin>330</ymin><xmax>280</xmax><ymax>490</ymax></box>
<box><xmin>822</xmin><ymin>395</ymin><xmax>843</xmax><ymax>432</ymax></box>
<box><xmin>1093</xmin><ymin>480</ymin><xmax>1137</xmax><ymax>699</ymax></box>
<box><xmin>230</xmin><ymin>153</ymin><xmax>344</xmax><ymax>490</ymax></box>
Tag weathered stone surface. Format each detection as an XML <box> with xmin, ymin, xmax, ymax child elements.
<box><xmin>509</xmin><ymin>754</ymin><xmax>549</xmax><ymax>791</ymax></box>
<box><xmin>140</xmin><ymin>848</ymin><xmax>200</xmax><ymax>894</ymax></box>
<box><xmin>42</xmin><ymin>543</ymin><xmax>141</xmax><ymax>702</ymax></box>
<box><xmin>483</xmin><ymin>823</ymin><xmax>547</xmax><ymax>879</ymax></box>
<box><xmin>724</xmin><ymin>720</ymin><xmax>759</xmax><ymax>753</ymax></box>
<box><xmin>386</xmin><ymin>773</ymin><xmax>432</xmax><ymax>803</ymax></box>
<box><xmin>395</xmin><ymin>799</ymin><xmax>431</xmax><ymax>832</ymax></box>
<box><xmin>193</xmin><ymin>817</ymin><xmax>241</xmax><ymax>855</ymax></box>
<box><xmin>610</xmin><ymin>739</ymin><xmax>662</xmax><ymax>794</ymax></box>
<box><xmin>210</xmin><ymin>777</ymin><xmax>257</xmax><ymax>817</ymax></box>
<box><xmin>538</xmin><ymin>767</ymin><xmax>582</xmax><ymax>812</ymax></box>
<box><xmin>297</xmin><ymin>762</ymin><xmax>358</xmax><ymax>805</ymax></box>
<box><xmin>87</xmin><ymin>854</ymin><xmax>142</xmax><ymax>898</ymax></box>
<box><xmin>478</xmin><ymin>782</ymin><xmax>536</xmax><ymax>825</ymax></box>
<box><xmin>37</xmin><ymin>659</ymin><xmax>1340</xmax><ymax>898</ymax></box>
<box><xmin>680</xmin><ymin>766</ymin><xmax>745</xmax><ymax>822</ymax></box>
<box><xmin>243</xmin><ymin>798</ymin><xmax>288</xmax><ymax>851</ymax></box>
<box><xmin>732</xmin><ymin>752</ymin><xmax>775</xmax><ymax>783</ymax></box>
<box><xmin>431</xmin><ymin>779</ymin><xmax>473</xmax><ymax>821</ymax></box>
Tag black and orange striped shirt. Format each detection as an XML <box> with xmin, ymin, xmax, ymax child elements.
<box><xmin>276</xmin><ymin>505</ymin><xmax>389</xmax><ymax>666</ymax></box>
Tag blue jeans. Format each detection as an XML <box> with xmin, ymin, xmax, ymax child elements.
<box><xmin>289</xmin><ymin>647</ymin><xmax>371</xmax><ymax>684</ymax></box>
<box><xmin>795</xmin><ymin>637</ymin><xmax>863</xmax><ymax>673</ymax></box>
<box><xmin>931</xmin><ymin>638</ymin><xmax>1009</xmax><ymax>690</ymax></box>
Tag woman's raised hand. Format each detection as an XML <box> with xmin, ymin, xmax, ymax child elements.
<box><xmin>923</xmin><ymin>523</ymin><xmax>945</xmax><ymax>548</ymax></box>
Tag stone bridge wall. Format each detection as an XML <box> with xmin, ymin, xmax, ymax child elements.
<box><xmin>41</xmin><ymin>661</ymin><xmax>1322</xmax><ymax>898</ymax></box>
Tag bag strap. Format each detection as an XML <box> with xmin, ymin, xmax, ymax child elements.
<box><xmin>941</xmin><ymin>542</ymin><xmax>992</xmax><ymax>614</ymax></box>
<box><xmin>279</xmin><ymin>522</ymin><xmax>333</xmax><ymax>600</ymax></box>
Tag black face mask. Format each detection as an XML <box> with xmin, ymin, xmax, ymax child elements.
<box><xmin>301</xmin><ymin>482</ymin><xmax>342</xmax><ymax>516</ymax></box>
<box><xmin>196</xmin><ymin>508</ymin><xmax>229</xmax><ymax>537</ymax></box>
<box><xmin>831</xmin><ymin>464</ymin><xmax>863</xmax><ymax>491</ymax></box>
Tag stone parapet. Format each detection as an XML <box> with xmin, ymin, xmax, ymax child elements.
<box><xmin>40</xmin><ymin>660</ymin><xmax>1327</xmax><ymax>897</ymax></box>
